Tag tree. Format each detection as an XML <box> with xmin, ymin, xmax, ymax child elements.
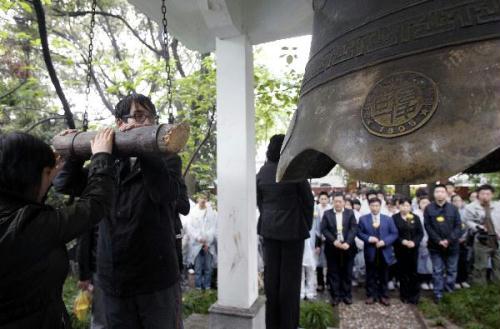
<box><xmin>0</xmin><ymin>0</ymin><xmax>304</xmax><ymax>196</ymax></box>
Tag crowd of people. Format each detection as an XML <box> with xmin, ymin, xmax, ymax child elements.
<box><xmin>295</xmin><ymin>182</ymin><xmax>500</xmax><ymax>307</ymax></box>
<box><xmin>0</xmin><ymin>94</ymin><xmax>498</xmax><ymax>329</ymax></box>
<box><xmin>257</xmin><ymin>134</ymin><xmax>500</xmax><ymax>329</ymax></box>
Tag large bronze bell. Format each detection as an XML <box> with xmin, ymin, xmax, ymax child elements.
<box><xmin>277</xmin><ymin>0</ymin><xmax>500</xmax><ymax>184</ymax></box>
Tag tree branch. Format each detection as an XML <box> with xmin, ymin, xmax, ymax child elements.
<box><xmin>33</xmin><ymin>0</ymin><xmax>75</xmax><ymax>129</ymax></box>
<box><xmin>90</xmin><ymin>65</ymin><xmax>114</xmax><ymax>114</ymax></box>
<box><xmin>25</xmin><ymin>115</ymin><xmax>66</xmax><ymax>132</ymax></box>
<box><xmin>171</xmin><ymin>38</ymin><xmax>186</xmax><ymax>78</ymax></box>
<box><xmin>0</xmin><ymin>80</ymin><xmax>27</xmax><ymax>101</ymax></box>
<box><xmin>147</xmin><ymin>18</ymin><xmax>159</xmax><ymax>54</ymax></box>
<box><xmin>183</xmin><ymin>107</ymin><xmax>216</xmax><ymax>178</ymax></box>
<box><xmin>52</xmin><ymin>9</ymin><xmax>162</xmax><ymax>56</ymax></box>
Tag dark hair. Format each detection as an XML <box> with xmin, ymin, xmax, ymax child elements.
<box><xmin>318</xmin><ymin>191</ymin><xmax>329</xmax><ymax>198</ymax></box>
<box><xmin>352</xmin><ymin>199</ymin><xmax>361</xmax><ymax>206</ymax></box>
<box><xmin>399</xmin><ymin>197</ymin><xmax>412</xmax><ymax>205</ymax></box>
<box><xmin>366</xmin><ymin>190</ymin><xmax>378</xmax><ymax>198</ymax></box>
<box><xmin>345</xmin><ymin>199</ymin><xmax>353</xmax><ymax>208</ymax></box>
<box><xmin>415</xmin><ymin>187</ymin><xmax>429</xmax><ymax>198</ymax></box>
<box><xmin>418</xmin><ymin>195</ymin><xmax>430</xmax><ymax>203</ymax></box>
<box><xmin>114</xmin><ymin>93</ymin><xmax>157</xmax><ymax>120</ymax></box>
<box><xmin>451</xmin><ymin>194</ymin><xmax>462</xmax><ymax>202</ymax></box>
<box><xmin>434</xmin><ymin>184</ymin><xmax>447</xmax><ymax>191</ymax></box>
<box><xmin>477</xmin><ymin>184</ymin><xmax>495</xmax><ymax>194</ymax></box>
<box><xmin>368</xmin><ymin>198</ymin><xmax>381</xmax><ymax>205</ymax></box>
<box><xmin>332</xmin><ymin>192</ymin><xmax>345</xmax><ymax>200</ymax></box>
<box><xmin>445</xmin><ymin>181</ymin><xmax>455</xmax><ymax>187</ymax></box>
<box><xmin>266</xmin><ymin>134</ymin><xmax>285</xmax><ymax>162</ymax></box>
<box><xmin>0</xmin><ymin>132</ymin><xmax>55</xmax><ymax>199</ymax></box>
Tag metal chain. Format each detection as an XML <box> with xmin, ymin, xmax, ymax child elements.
<box><xmin>161</xmin><ymin>0</ymin><xmax>174</xmax><ymax>124</ymax></box>
<box><xmin>83</xmin><ymin>0</ymin><xmax>98</xmax><ymax>131</ymax></box>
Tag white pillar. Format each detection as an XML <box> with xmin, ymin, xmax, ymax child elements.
<box><xmin>215</xmin><ymin>34</ymin><xmax>258</xmax><ymax>310</ymax></box>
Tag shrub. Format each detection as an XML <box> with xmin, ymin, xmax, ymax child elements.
<box><xmin>182</xmin><ymin>289</ymin><xmax>218</xmax><ymax>319</ymax></box>
<box><xmin>419</xmin><ymin>284</ymin><xmax>500</xmax><ymax>329</ymax></box>
<box><xmin>299</xmin><ymin>300</ymin><xmax>338</xmax><ymax>329</ymax></box>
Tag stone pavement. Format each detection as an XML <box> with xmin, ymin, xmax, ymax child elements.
<box><xmin>184</xmin><ymin>286</ymin><xmax>430</xmax><ymax>329</ymax></box>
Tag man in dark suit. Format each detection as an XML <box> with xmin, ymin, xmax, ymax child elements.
<box><xmin>357</xmin><ymin>198</ymin><xmax>399</xmax><ymax>306</ymax></box>
<box><xmin>257</xmin><ymin>134</ymin><xmax>314</xmax><ymax>329</ymax></box>
<box><xmin>321</xmin><ymin>193</ymin><xmax>358</xmax><ymax>305</ymax></box>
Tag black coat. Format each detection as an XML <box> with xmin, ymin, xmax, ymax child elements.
<box><xmin>76</xmin><ymin>225</ymin><xmax>98</xmax><ymax>282</ymax></box>
<box><xmin>424</xmin><ymin>202</ymin><xmax>462</xmax><ymax>251</ymax></box>
<box><xmin>320</xmin><ymin>209</ymin><xmax>358</xmax><ymax>254</ymax></box>
<box><xmin>256</xmin><ymin>161</ymin><xmax>314</xmax><ymax>241</ymax></box>
<box><xmin>53</xmin><ymin>153</ymin><xmax>181</xmax><ymax>297</ymax></box>
<box><xmin>392</xmin><ymin>212</ymin><xmax>424</xmax><ymax>252</ymax></box>
<box><xmin>0</xmin><ymin>153</ymin><xmax>115</xmax><ymax>328</ymax></box>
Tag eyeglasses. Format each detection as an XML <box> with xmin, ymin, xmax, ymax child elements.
<box><xmin>122</xmin><ymin>112</ymin><xmax>152</xmax><ymax>123</ymax></box>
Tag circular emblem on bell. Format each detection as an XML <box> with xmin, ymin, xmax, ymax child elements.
<box><xmin>361</xmin><ymin>72</ymin><xmax>438</xmax><ymax>138</ymax></box>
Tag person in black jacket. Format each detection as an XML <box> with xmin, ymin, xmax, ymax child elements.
<box><xmin>257</xmin><ymin>134</ymin><xmax>314</xmax><ymax>329</ymax></box>
<box><xmin>167</xmin><ymin>154</ymin><xmax>191</xmax><ymax>273</ymax></box>
<box><xmin>320</xmin><ymin>193</ymin><xmax>358</xmax><ymax>305</ymax></box>
<box><xmin>0</xmin><ymin>130</ymin><xmax>115</xmax><ymax>329</ymax></box>
<box><xmin>393</xmin><ymin>197</ymin><xmax>424</xmax><ymax>304</ymax></box>
<box><xmin>53</xmin><ymin>94</ymin><xmax>182</xmax><ymax>329</ymax></box>
<box><xmin>424</xmin><ymin>184</ymin><xmax>462</xmax><ymax>303</ymax></box>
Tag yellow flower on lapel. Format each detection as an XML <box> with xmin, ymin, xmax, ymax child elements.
<box><xmin>436</xmin><ymin>215</ymin><xmax>445</xmax><ymax>223</ymax></box>
<box><xmin>372</xmin><ymin>222</ymin><xmax>380</xmax><ymax>229</ymax></box>
<box><xmin>405</xmin><ymin>213</ymin><xmax>414</xmax><ymax>222</ymax></box>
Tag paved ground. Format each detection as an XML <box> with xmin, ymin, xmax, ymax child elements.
<box><xmin>184</xmin><ymin>286</ymin><xmax>431</xmax><ymax>329</ymax></box>
<box><xmin>337</xmin><ymin>298</ymin><xmax>423</xmax><ymax>329</ymax></box>
<box><xmin>316</xmin><ymin>286</ymin><xmax>427</xmax><ymax>329</ymax></box>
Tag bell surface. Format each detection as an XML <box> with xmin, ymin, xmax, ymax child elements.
<box><xmin>278</xmin><ymin>0</ymin><xmax>500</xmax><ymax>184</ymax></box>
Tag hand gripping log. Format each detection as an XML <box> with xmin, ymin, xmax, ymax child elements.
<box><xmin>52</xmin><ymin>123</ymin><xmax>190</xmax><ymax>159</ymax></box>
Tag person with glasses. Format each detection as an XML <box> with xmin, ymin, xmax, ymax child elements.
<box><xmin>54</xmin><ymin>94</ymin><xmax>183</xmax><ymax>329</ymax></box>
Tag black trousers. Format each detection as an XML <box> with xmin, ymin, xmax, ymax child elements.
<box><xmin>365</xmin><ymin>250</ymin><xmax>389</xmax><ymax>300</ymax></box>
<box><xmin>263</xmin><ymin>238</ymin><xmax>304</xmax><ymax>329</ymax></box>
<box><xmin>103</xmin><ymin>283</ymin><xmax>182</xmax><ymax>329</ymax></box>
<box><xmin>395</xmin><ymin>247</ymin><xmax>420</xmax><ymax>303</ymax></box>
<box><xmin>175</xmin><ymin>238</ymin><xmax>183</xmax><ymax>271</ymax></box>
<box><xmin>316</xmin><ymin>266</ymin><xmax>325</xmax><ymax>288</ymax></box>
<box><xmin>456</xmin><ymin>242</ymin><xmax>470</xmax><ymax>283</ymax></box>
<box><xmin>325</xmin><ymin>246</ymin><xmax>354</xmax><ymax>300</ymax></box>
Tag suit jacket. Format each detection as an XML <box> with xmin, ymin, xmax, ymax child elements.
<box><xmin>392</xmin><ymin>212</ymin><xmax>423</xmax><ymax>250</ymax></box>
<box><xmin>357</xmin><ymin>213</ymin><xmax>399</xmax><ymax>264</ymax></box>
<box><xmin>256</xmin><ymin>161</ymin><xmax>314</xmax><ymax>241</ymax></box>
<box><xmin>320</xmin><ymin>208</ymin><xmax>358</xmax><ymax>255</ymax></box>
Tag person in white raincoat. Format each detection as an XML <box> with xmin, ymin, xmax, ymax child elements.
<box><xmin>187</xmin><ymin>195</ymin><xmax>217</xmax><ymax>290</ymax></box>
<box><xmin>301</xmin><ymin>222</ymin><xmax>317</xmax><ymax>300</ymax></box>
<box><xmin>180</xmin><ymin>199</ymin><xmax>196</xmax><ymax>269</ymax></box>
<box><xmin>313</xmin><ymin>191</ymin><xmax>331</xmax><ymax>292</ymax></box>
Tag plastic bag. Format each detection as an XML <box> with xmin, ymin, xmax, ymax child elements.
<box><xmin>73</xmin><ymin>290</ymin><xmax>92</xmax><ymax>321</ymax></box>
